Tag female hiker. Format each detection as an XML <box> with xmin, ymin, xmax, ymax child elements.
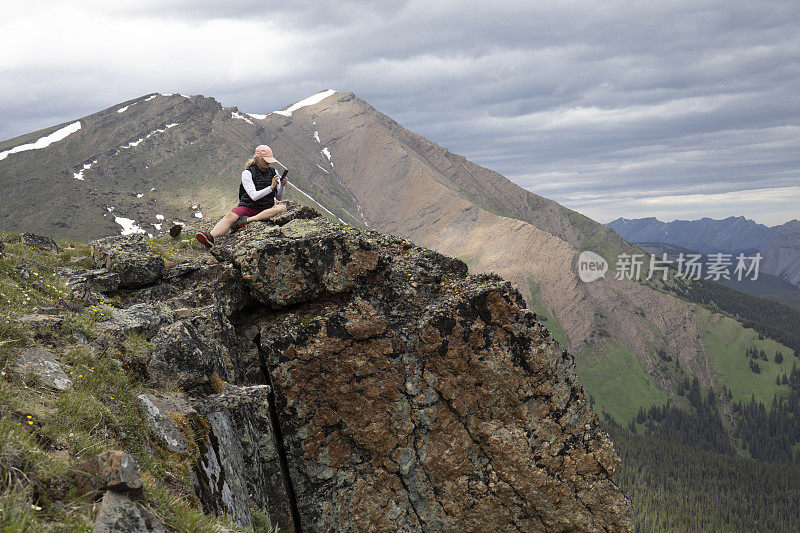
<box><xmin>196</xmin><ymin>145</ymin><xmax>287</xmax><ymax>248</ymax></box>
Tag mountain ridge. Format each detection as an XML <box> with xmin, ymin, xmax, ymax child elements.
<box><xmin>1</xmin><ymin>90</ymin><xmax>796</xmax><ymax>427</ymax></box>
<box><xmin>608</xmin><ymin>216</ymin><xmax>800</xmax><ymax>288</ymax></box>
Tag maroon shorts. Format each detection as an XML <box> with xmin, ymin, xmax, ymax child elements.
<box><xmin>231</xmin><ymin>206</ymin><xmax>263</xmax><ymax>217</ymax></box>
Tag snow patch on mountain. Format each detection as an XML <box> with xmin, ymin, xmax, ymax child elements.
<box><xmin>114</xmin><ymin>216</ymin><xmax>147</xmax><ymax>235</ymax></box>
<box><xmin>0</xmin><ymin>121</ymin><xmax>82</xmax><ymax>161</ymax></box>
<box><xmin>321</xmin><ymin>147</ymin><xmax>334</xmax><ymax>168</ymax></box>
<box><xmin>144</xmin><ymin>95</ymin><xmax>157</xmax><ymax>102</ymax></box>
<box><xmin>231</xmin><ymin>111</ymin><xmax>253</xmax><ymax>125</ymax></box>
<box><xmin>73</xmin><ymin>160</ymin><xmax>96</xmax><ymax>180</ymax></box>
<box><xmin>117</xmin><ymin>123</ymin><xmax>178</xmax><ymax>152</ymax></box>
<box><xmin>274</xmin><ymin>89</ymin><xmax>337</xmax><ymax>117</ymax></box>
<box><xmin>117</xmin><ymin>102</ymin><xmax>137</xmax><ymax>113</ymax></box>
<box><xmin>245</xmin><ymin>113</ymin><xmax>268</xmax><ymax>120</ymax></box>
<box><xmin>314</xmin><ymin>131</ymin><xmax>320</xmax><ymax>143</ymax></box>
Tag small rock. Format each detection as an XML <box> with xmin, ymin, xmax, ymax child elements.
<box><xmin>99</xmin><ymin>303</ymin><xmax>173</xmax><ymax>339</ymax></box>
<box><xmin>32</xmin><ymin>305</ymin><xmax>61</xmax><ymax>316</ymax></box>
<box><xmin>13</xmin><ymin>264</ymin><xmax>31</xmax><ymax>281</ymax></box>
<box><xmin>21</xmin><ymin>233</ymin><xmax>60</xmax><ymax>254</ymax></box>
<box><xmin>12</xmin><ymin>349</ymin><xmax>72</xmax><ymax>391</ymax></box>
<box><xmin>172</xmin><ymin>307</ymin><xmax>196</xmax><ymax>319</ymax></box>
<box><xmin>64</xmin><ymin>268</ymin><xmax>121</xmax><ymax>294</ymax></box>
<box><xmin>162</xmin><ymin>262</ymin><xmax>201</xmax><ymax>280</ymax></box>
<box><xmin>268</xmin><ymin>202</ymin><xmax>319</xmax><ymax>226</ymax></box>
<box><xmin>73</xmin><ymin>451</ymin><xmax>143</xmax><ymax>500</ymax></box>
<box><xmin>137</xmin><ymin>393</ymin><xmax>193</xmax><ymax>454</ymax></box>
<box><xmin>17</xmin><ymin>314</ymin><xmax>63</xmax><ymax>329</ymax></box>
<box><xmin>92</xmin><ymin>490</ymin><xmax>167</xmax><ymax>533</ymax></box>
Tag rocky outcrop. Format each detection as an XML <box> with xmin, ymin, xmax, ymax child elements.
<box><xmin>70</xmin><ymin>204</ymin><xmax>631</xmax><ymax>531</ymax></box>
<box><xmin>21</xmin><ymin>232</ymin><xmax>60</xmax><ymax>254</ymax></box>
<box><xmin>91</xmin><ymin>234</ymin><xmax>164</xmax><ymax>289</ymax></box>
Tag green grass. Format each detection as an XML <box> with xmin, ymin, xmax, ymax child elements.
<box><xmin>0</xmin><ymin>231</ymin><xmax>72</xmax><ymax>317</ymax></box>
<box><xmin>456</xmin><ymin>255</ymin><xmax>478</xmax><ymax>270</ymax></box>
<box><xmin>0</xmin><ymin>232</ymin><xmax>243</xmax><ymax>532</ymax></box>
<box><xmin>695</xmin><ymin>306</ymin><xmax>795</xmax><ymax>406</ymax></box>
<box><xmin>572</xmin><ymin>337</ymin><xmax>668</xmax><ymax>424</ymax></box>
<box><xmin>527</xmin><ymin>277</ymin><xmax>568</xmax><ymax>349</ymax></box>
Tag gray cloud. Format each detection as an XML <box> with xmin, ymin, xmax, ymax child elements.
<box><xmin>1</xmin><ymin>0</ymin><xmax>798</xmax><ymax>225</ymax></box>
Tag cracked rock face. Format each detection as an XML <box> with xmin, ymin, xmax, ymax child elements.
<box><xmin>77</xmin><ymin>205</ymin><xmax>631</xmax><ymax>532</ymax></box>
<box><xmin>257</xmin><ymin>269</ymin><xmax>629</xmax><ymax>531</ymax></box>
<box><xmin>225</xmin><ymin>215</ymin><xmax>631</xmax><ymax>531</ymax></box>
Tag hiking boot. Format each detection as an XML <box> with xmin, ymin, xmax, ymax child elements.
<box><xmin>229</xmin><ymin>215</ymin><xmax>248</xmax><ymax>234</ymax></box>
<box><xmin>195</xmin><ymin>231</ymin><xmax>214</xmax><ymax>249</ymax></box>
<box><xmin>169</xmin><ymin>224</ymin><xmax>182</xmax><ymax>239</ymax></box>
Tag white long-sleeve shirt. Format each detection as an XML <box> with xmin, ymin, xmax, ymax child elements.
<box><xmin>241</xmin><ymin>169</ymin><xmax>284</xmax><ymax>201</ymax></box>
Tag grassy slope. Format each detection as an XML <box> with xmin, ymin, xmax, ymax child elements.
<box><xmin>573</xmin><ymin>337</ymin><xmax>669</xmax><ymax>424</ymax></box>
<box><xmin>695</xmin><ymin>306</ymin><xmax>795</xmax><ymax>405</ymax></box>
<box><xmin>0</xmin><ymin>231</ymin><xmax>243</xmax><ymax>532</ymax></box>
<box><xmin>570</xmin><ymin>301</ymin><xmax>797</xmax><ymax>425</ymax></box>
<box><xmin>526</xmin><ymin>278</ymin><xmax>567</xmax><ymax>349</ymax></box>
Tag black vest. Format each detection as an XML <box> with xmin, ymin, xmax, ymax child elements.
<box><xmin>238</xmin><ymin>164</ymin><xmax>277</xmax><ymax>210</ymax></box>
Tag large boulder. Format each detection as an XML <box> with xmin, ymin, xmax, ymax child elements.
<box><xmin>90</xmin><ymin>235</ymin><xmax>164</xmax><ymax>289</ymax></box>
<box><xmin>255</xmin><ymin>248</ymin><xmax>631</xmax><ymax>531</ymax></box>
<box><xmin>64</xmin><ymin>268</ymin><xmax>121</xmax><ymax>295</ymax></box>
<box><xmin>100</xmin><ymin>303</ymin><xmax>173</xmax><ymax>339</ymax></box>
<box><xmin>92</xmin><ymin>490</ymin><xmax>167</xmax><ymax>533</ymax></box>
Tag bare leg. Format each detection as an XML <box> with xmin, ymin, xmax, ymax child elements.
<box><xmin>210</xmin><ymin>212</ymin><xmax>239</xmax><ymax>238</ymax></box>
<box><xmin>246</xmin><ymin>203</ymin><xmax>287</xmax><ymax>222</ymax></box>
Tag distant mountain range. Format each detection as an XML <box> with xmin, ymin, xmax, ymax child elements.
<box><xmin>608</xmin><ymin>216</ymin><xmax>800</xmax><ymax>288</ymax></box>
<box><xmin>1</xmin><ymin>90</ymin><xmax>796</xmax><ymax>428</ymax></box>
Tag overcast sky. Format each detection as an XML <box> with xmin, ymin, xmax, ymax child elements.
<box><xmin>2</xmin><ymin>0</ymin><xmax>798</xmax><ymax>225</ymax></box>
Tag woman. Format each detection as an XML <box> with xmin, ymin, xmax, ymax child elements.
<box><xmin>196</xmin><ymin>144</ymin><xmax>288</xmax><ymax>248</ymax></box>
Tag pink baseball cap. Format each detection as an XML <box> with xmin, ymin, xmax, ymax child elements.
<box><xmin>255</xmin><ymin>144</ymin><xmax>277</xmax><ymax>163</ymax></box>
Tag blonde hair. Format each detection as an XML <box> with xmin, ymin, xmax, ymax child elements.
<box><xmin>245</xmin><ymin>155</ymin><xmax>261</xmax><ymax>169</ymax></box>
